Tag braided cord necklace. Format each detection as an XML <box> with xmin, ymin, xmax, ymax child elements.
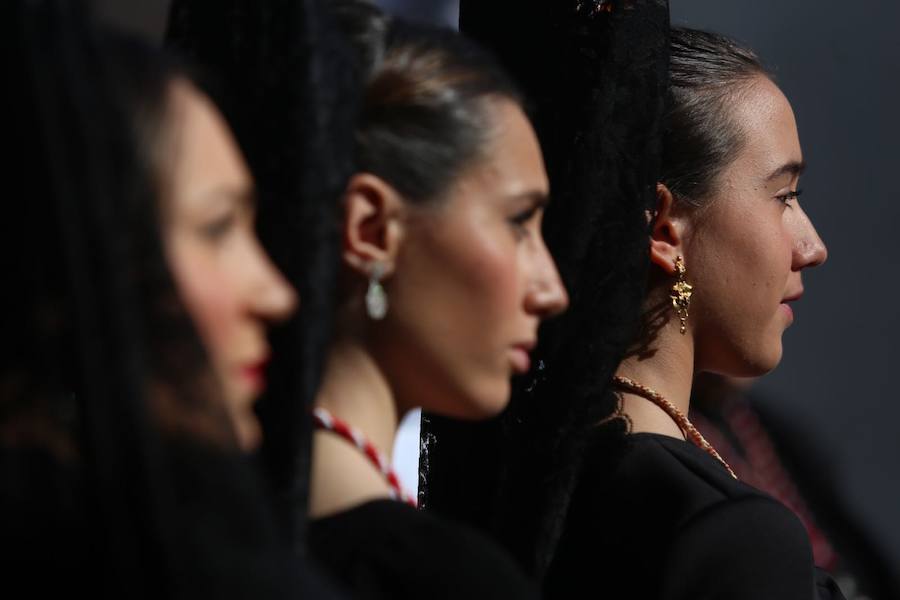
<box><xmin>312</xmin><ymin>406</ymin><xmax>417</xmax><ymax>507</ymax></box>
<box><xmin>612</xmin><ymin>375</ymin><xmax>737</xmax><ymax>479</ymax></box>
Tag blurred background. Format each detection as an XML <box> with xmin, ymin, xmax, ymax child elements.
<box><xmin>95</xmin><ymin>0</ymin><xmax>900</xmax><ymax>594</ymax></box>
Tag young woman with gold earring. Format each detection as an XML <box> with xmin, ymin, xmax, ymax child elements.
<box><xmin>545</xmin><ymin>28</ymin><xmax>843</xmax><ymax>599</ymax></box>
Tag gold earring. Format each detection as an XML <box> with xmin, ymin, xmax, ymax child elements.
<box><xmin>670</xmin><ymin>256</ymin><xmax>692</xmax><ymax>335</ymax></box>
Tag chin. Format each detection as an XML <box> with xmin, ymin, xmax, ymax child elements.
<box><xmin>708</xmin><ymin>338</ymin><xmax>783</xmax><ymax>379</ymax></box>
<box><xmin>455</xmin><ymin>379</ymin><xmax>511</xmax><ymax>421</ymax></box>
<box><xmin>740</xmin><ymin>341</ymin><xmax>784</xmax><ymax>377</ymax></box>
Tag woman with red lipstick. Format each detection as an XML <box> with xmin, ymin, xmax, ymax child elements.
<box><xmin>1</xmin><ymin>2</ymin><xmax>343</xmax><ymax>596</ymax></box>
<box><xmin>543</xmin><ymin>28</ymin><xmax>843</xmax><ymax>599</ymax></box>
<box><xmin>165</xmin><ymin>0</ymin><xmax>361</xmax><ymax>554</ymax></box>
<box><xmin>304</xmin><ymin>3</ymin><xmax>567</xmax><ymax>598</ymax></box>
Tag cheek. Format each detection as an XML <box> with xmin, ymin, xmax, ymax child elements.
<box><xmin>423</xmin><ymin>222</ymin><xmax>520</xmax><ymax>338</ymax></box>
<box><xmin>168</xmin><ymin>238</ymin><xmax>239</xmax><ymax>365</ymax></box>
<box><xmin>384</xmin><ymin>217</ymin><xmax>522</xmax><ymax>416</ymax></box>
<box><xmin>697</xmin><ymin>206</ymin><xmax>791</xmax><ymax>307</ymax></box>
<box><xmin>692</xmin><ymin>206</ymin><xmax>793</xmax><ymax>373</ymax></box>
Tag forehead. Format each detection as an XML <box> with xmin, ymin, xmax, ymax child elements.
<box><xmin>166</xmin><ymin>81</ymin><xmax>251</xmax><ymax>211</ymax></box>
<box><xmin>458</xmin><ymin>99</ymin><xmax>549</xmax><ymax>198</ymax></box>
<box><xmin>729</xmin><ymin>76</ymin><xmax>803</xmax><ymax>179</ymax></box>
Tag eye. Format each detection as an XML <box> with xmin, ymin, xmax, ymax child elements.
<box><xmin>775</xmin><ymin>188</ymin><xmax>803</xmax><ymax>208</ymax></box>
<box><xmin>509</xmin><ymin>206</ymin><xmax>541</xmax><ymax>238</ymax></box>
<box><xmin>201</xmin><ymin>212</ymin><xmax>236</xmax><ymax>241</ymax></box>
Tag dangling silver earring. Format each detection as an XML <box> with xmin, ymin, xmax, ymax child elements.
<box><xmin>365</xmin><ymin>262</ymin><xmax>388</xmax><ymax>320</ymax></box>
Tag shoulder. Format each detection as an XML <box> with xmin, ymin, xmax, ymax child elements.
<box><xmin>659</xmin><ymin>494</ymin><xmax>816</xmax><ymax>598</ymax></box>
<box><xmin>309</xmin><ymin>500</ymin><xmax>538</xmax><ymax>600</ymax></box>
<box><xmin>587</xmin><ymin>433</ymin><xmax>763</xmax><ymax>514</ymax></box>
<box><xmin>554</xmin><ymin>433</ymin><xmax>819</xmax><ymax>598</ymax></box>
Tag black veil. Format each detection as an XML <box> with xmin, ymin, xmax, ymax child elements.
<box><xmin>165</xmin><ymin>0</ymin><xmax>358</xmax><ymax>550</ymax></box>
<box><xmin>420</xmin><ymin>0</ymin><xmax>670</xmax><ymax>578</ymax></box>
<box><xmin>1</xmin><ymin>0</ymin><xmax>333</xmax><ymax>595</ymax></box>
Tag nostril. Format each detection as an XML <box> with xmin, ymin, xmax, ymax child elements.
<box><xmin>537</xmin><ymin>285</ymin><xmax>569</xmax><ymax>319</ymax></box>
<box><xmin>816</xmin><ymin>241</ymin><xmax>828</xmax><ymax>266</ymax></box>
<box><xmin>795</xmin><ymin>237</ymin><xmax>827</xmax><ymax>269</ymax></box>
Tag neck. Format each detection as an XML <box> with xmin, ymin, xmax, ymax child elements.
<box><xmin>308</xmin><ymin>335</ymin><xmax>402</xmax><ymax>518</ymax></box>
<box><xmin>616</xmin><ymin>319</ymin><xmax>696</xmax><ymax>440</ymax></box>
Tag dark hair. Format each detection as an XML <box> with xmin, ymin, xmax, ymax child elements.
<box><xmin>337</xmin><ymin>1</ymin><xmax>524</xmax><ymax>204</ymax></box>
<box><xmin>4</xmin><ymin>3</ymin><xmax>313</xmax><ymax>594</ymax></box>
<box><xmin>661</xmin><ymin>27</ymin><xmax>769</xmax><ymax>208</ymax></box>
<box><xmin>98</xmin><ymin>33</ymin><xmax>240</xmax><ymax>444</ymax></box>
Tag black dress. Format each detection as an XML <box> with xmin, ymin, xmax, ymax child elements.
<box><xmin>544</xmin><ymin>432</ymin><xmax>846</xmax><ymax>599</ymax></box>
<box><xmin>308</xmin><ymin>499</ymin><xmax>539</xmax><ymax>599</ymax></box>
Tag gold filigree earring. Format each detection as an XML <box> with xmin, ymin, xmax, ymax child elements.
<box><xmin>670</xmin><ymin>256</ymin><xmax>692</xmax><ymax>335</ymax></box>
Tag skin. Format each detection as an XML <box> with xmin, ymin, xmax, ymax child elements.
<box><xmin>309</xmin><ymin>98</ymin><xmax>568</xmax><ymax>516</ymax></box>
<box><xmin>618</xmin><ymin>74</ymin><xmax>827</xmax><ymax>437</ymax></box>
<box><xmin>163</xmin><ymin>80</ymin><xmax>297</xmax><ymax>451</ymax></box>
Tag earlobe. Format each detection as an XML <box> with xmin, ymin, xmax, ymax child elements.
<box><xmin>649</xmin><ymin>183</ymin><xmax>684</xmax><ymax>275</ymax></box>
<box><xmin>341</xmin><ymin>173</ymin><xmax>405</xmax><ymax>278</ymax></box>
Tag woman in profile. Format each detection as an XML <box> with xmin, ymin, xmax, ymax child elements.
<box><xmin>303</xmin><ymin>3</ymin><xmax>568</xmax><ymax>598</ymax></box>
<box><xmin>544</xmin><ymin>28</ymin><xmax>842</xmax><ymax>599</ymax></box>
<box><xmin>1</xmin><ymin>1</ymin><xmax>339</xmax><ymax>596</ymax></box>
<box><xmin>423</xmin><ymin>2</ymin><xmax>844</xmax><ymax>597</ymax></box>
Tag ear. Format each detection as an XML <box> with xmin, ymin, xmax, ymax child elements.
<box><xmin>341</xmin><ymin>173</ymin><xmax>406</xmax><ymax>278</ymax></box>
<box><xmin>649</xmin><ymin>183</ymin><xmax>686</xmax><ymax>275</ymax></box>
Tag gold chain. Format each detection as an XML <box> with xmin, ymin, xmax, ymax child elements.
<box><xmin>613</xmin><ymin>375</ymin><xmax>737</xmax><ymax>479</ymax></box>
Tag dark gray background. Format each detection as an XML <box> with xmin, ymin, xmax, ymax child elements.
<box><xmin>95</xmin><ymin>0</ymin><xmax>900</xmax><ymax>585</ymax></box>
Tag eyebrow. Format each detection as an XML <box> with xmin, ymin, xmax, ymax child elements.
<box><xmin>509</xmin><ymin>190</ymin><xmax>551</xmax><ymax>207</ymax></box>
<box><xmin>200</xmin><ymin>184</ymin><xmax>257</xmax><ymax>208</ymax></box>
<box><xmin>766</xmin><ymin>160</ymin><xmax>806</xmax><ymax>182</ymax></box>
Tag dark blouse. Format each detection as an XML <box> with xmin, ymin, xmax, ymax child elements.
<box><xmin>308</xmin><ymin>499</ymin><xmax>539</xmax><ymax>599</ymax></box>
<box><xmin>545</xmin><ymin>432</ymin><xmax>845</xmax><ymax>599</ymax></box>
<box><xmin>0</xmin><ymin>443</ymin><xmax>343</xmax><ymax>598</ymax></box>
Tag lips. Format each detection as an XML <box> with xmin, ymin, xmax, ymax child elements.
<box><xmin>510</xmin><ymin>340</ymin><xmax>536</xmax><ymax>375</ymax></box>
<box><xmin>238</xmin><ymin>355</ymin><xmax>270</xmax><ymax>394</ymax></box>
<box><xmin>780</xmin><ymin>289</ymin><xmax>803</xmax><ymax>323</ymax></box>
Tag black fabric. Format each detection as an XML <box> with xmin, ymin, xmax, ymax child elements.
<box><xmin>545</xmin><ymin>432</ymin><xmax>846</xmax><ymax>599</ymax></box>
<box><xmin>2</xmin><ymin>1</ymin><xmax>342</xmax><ymax>596</ymax></box>
<box><xmin>308</xmin><ymin>499</ymin><xmax>540</xmax><ymax>600</ymax></box>
<box><xmin>4</xmin><ymin>2</ymin><xmax>186</xmax><ymax>593</ymax></box>
<box><xmin>0</xmin><ymin>447</ymin><xmax>90</xmax><ymax>594</ymax></box>
<box><xmin>420</xmin><ymin>0</ymin><xmax>670</xmax><ymax>578</ymax></box>
<box><xmin>0</xmin><ymin>440</ymin><xmax>330</xmax><ymax>598</ymax></box>
<box><xmin>165</xmin><ymin>0</ymin><xmax>357</xmax><ymax>545</ymax></box>
<box><xmin>164</xmin><ymin>439</ymin><xmax>339</xmax><ymax>598</ymax></box>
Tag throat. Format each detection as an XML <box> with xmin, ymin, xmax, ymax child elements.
<box><xmin>615</xmin><ymin>332</ymin><xmax>694</xmax><ymax>439</ymax></box>
<box><xmin>308</xmin><ymin>338</ymin><xmax>404</xmax><ymax>518</ymax></box>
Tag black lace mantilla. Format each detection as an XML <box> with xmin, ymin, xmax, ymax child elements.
<box><xmin>421</xmin><ymin>0</ymin><xmax>670</xmax><ymax>579</ymax></box>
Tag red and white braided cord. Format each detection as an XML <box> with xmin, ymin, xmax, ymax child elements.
<box><xmin>312</xmin><ymin>406</ymin><xmax>417</xmax><ymax>508</ymax></box>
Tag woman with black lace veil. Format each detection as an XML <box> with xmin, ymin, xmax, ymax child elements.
<box><xmin>165</xmin><ymin>0</ymin><xmax>358</xmax><ymax>544</ymax></box>
<box><xmin>423</xmin><ymin>2</ymin><xmax>845</xmax><ymax>599</ymax></box>
<box><xmin>421</xmin><ymin>0</ymin><xmax>670</xmax><ymax>580</ymax></box>
<box><xmin>429</xmin><ymin>3</ymin><xmax>846</xmax><ymax>599</ymax></box>
<box><xmin>307</xmin><ymin>2</ymin><xmax>569</xmax><ymax>598</ymax></box>
<box><xmin>543</xmin><ymin>28</ymin><xmax>843</xmax><ymax>600</ymax></box>
<box><xmin>1</xmin><ymin>1</ymin><xmax>340</xmax><ymax>596</ymax></box>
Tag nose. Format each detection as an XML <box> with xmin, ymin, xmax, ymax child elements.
<box><xmin>524</xmin><ymin>238</ymin><xmax>569</xmax><ymax>319</ymax></box>
<box><xmin>790</xmin><ymin>203</ymin><xmax>827</xmax><ymax>271</ymax></box>
<box><xmin>248</xmin><ymin>241</ymin><xmax>298</xmax><ymax>322</ymax></box>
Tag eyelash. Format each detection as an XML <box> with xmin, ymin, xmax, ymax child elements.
<box><xmin>202</xmin><ymin>213</ymin><xmax>235</xmax><ymax>241</ymax></box>
<box><xmin>776</xmin><ymin>189</ymin><xmax>803</xmax><ymax>206</ymax></box>
<box><xmin>509</xmin><ymin>207</ymin><xmax>540</xmax><ymax>238</ymax></box>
